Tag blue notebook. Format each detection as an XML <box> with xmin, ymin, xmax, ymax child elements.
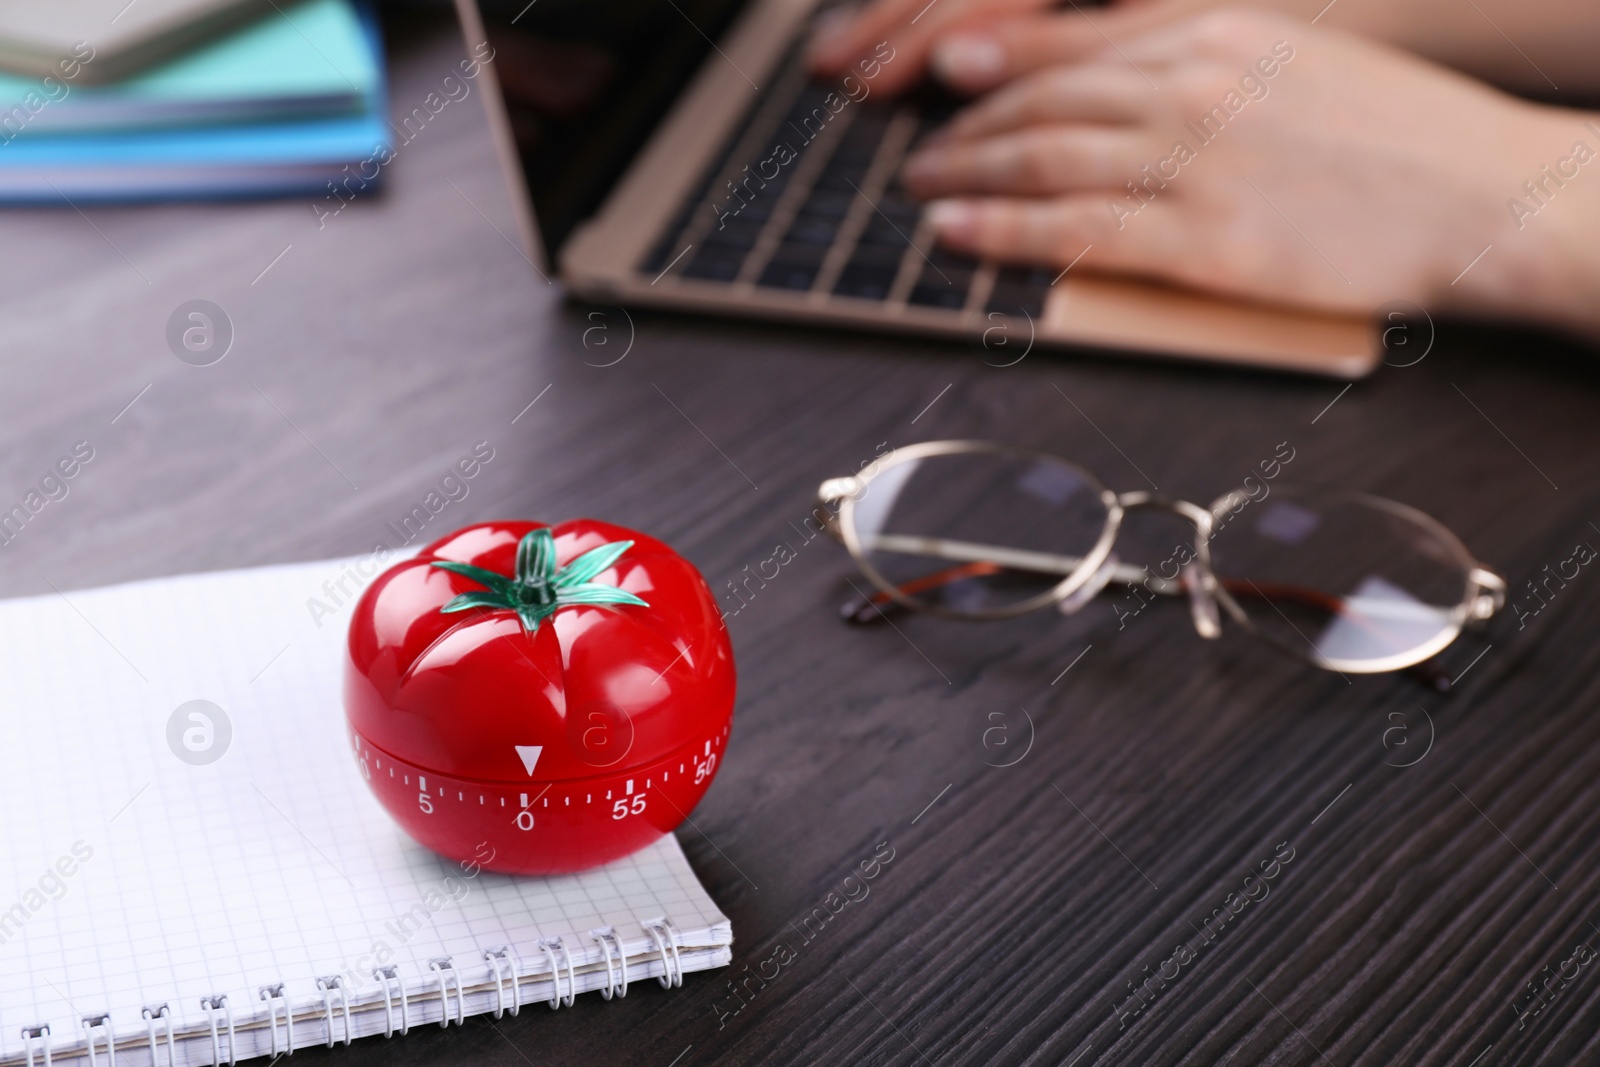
<box><xmin>0</xmin><ymin>0</ymin><xmax>389</xmax><ymax>202</ymax></box>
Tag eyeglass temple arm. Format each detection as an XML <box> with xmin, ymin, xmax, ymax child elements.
<box><xmin>1466</xmin><ymin>566</ymin><xmax>1506</xmax><ymax>620</ymax></box>
<box><xmin>851</xmin><ymin>536</ymin><xmax>1353</xmax><ymax>613</ymax></box>
<box><xmin>847</xmin><ymin>533</ymin><xmax>1503</xmax><ymax>616</ymax></box>
<box><xmin>814</xmin><ymin>482</ymin><xmax>852</xmax><ymax>543</ymax></box>
<box><xmin>818</xmin><ymin>477</ymin><xmax>1138</xmax><ymax>573</ymax></box>
<box><xmin>841</xmin><ymin>552</ymin><xmax>1344</xmax><ymax>623</ymax></box>
<box><xmin>858</xmin><ymin>533</ymin><xmax>1160</xmax><ymax>587</ymax></box>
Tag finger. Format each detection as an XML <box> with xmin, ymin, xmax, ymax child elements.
<box><xmin>929</xmin><ymin>7</ymin><xmax>1182</xmax><ymax>92</ymax></box>
<box><xmin>925</xmin><ymin>195</ymin><xmax>1186</xmax><ymax>274</ymax></box>
<box><xmin>926</xmin><ymin>196</ymin><xmax>1104</xmax><ymax>267</ymax></box>
<box><xmin>941</xmin><ymin>65</ymin><xmax>1159</xmax><ymax>142</ymax></box>
<box><xmin>807</xmin><ymin>0</ymin><xmax>922</xmax><ymax>72</ymax></box>
<box><xmin>902</xmin><ymin>126</ymin><xmax>1145</xmax><ymax>198</ymax></box>
<box><xmin>808</xmin><ymin>0</ymin><xmax>1052</xmax><ymax>96</ymax></box>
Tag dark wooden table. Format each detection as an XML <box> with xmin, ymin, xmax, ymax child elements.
<box><xmin>3</xmin><ymin>9</ymin><xmax>1598</xmax><ymax>1067</ymax></box>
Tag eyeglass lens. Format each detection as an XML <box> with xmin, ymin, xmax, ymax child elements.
<box><xmin>850</xmin><ymin>450</ymin><xmax>1112</xmax><ymax>615</ymax></box>
<box><xmin>1207</xmin><ymin>492</ymin><xmax>1471</xmax><ymax>670</ymax></box>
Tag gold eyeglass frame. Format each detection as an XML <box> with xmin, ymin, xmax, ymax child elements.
<box><xmin>816</xmin><ymin>440</ymin><xmax>1506</xmax><ymax>676</ymax></box>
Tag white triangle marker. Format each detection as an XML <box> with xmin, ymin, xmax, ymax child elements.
<box><xmin>514</xmin><ymin>745</ymin><xmax>542</xmax><ymax>776</ymax></box>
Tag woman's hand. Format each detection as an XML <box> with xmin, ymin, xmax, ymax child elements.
<box><xmin>899</xmin><ymin>11</ymin><xmax>1600</xmax><ymax>331</ymax></box>
<box><xmin>805</xmin><ymin>0</ymin><xmax>1391</xmax><ymax>97</ymax></box>
<box><xmin>810</xmin><ymin>0</ymin><xmax>1600</xmax><ymax>95</ymax></box>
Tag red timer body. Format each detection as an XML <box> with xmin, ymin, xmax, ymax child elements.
<box><xmin>344</xmin><ymin>520</ymin><xmax>735</xmax><ymax>875</ymax></box>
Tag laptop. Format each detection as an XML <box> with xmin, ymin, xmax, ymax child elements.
<box><xmin>560</xmin><ymin>0</ymin><xmax>1380</xmax><ymax>378</ymax></box>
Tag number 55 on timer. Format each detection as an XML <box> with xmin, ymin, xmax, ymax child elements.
<box><xmin>344</xmin><ymin>520</ymin><xmax>736</xmax><ymax>874</ymax></box>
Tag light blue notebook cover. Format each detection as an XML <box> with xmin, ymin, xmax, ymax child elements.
<box><xmin>0</xmin><ymin>1</ymin><xmax>389</xmax><ymax>201</ymax></box>
<box><xmin>0</xmin><ymin>0</ymin><xmax>377</xmax><ymax>133</ymax></box>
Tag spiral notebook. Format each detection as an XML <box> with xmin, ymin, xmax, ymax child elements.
<box><xmin>0</xmin><ymin>557</ymin><xmax>732</xmax><ymax>1067</ymax></box>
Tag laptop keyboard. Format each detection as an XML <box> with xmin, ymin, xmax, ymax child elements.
<box><xmin>639</xmin><ymin>43</ymin><xmax>1054</xmax><ymax>323</ymax></box>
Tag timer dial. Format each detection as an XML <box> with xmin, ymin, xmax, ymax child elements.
<box><xmin>349</xmin><ymin>725</ymin><xmax>729</xmax><ymax>874</ymax></box>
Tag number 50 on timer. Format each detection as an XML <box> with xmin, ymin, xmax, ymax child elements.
<box><xmin>344</xmin><ymin>520</ymin><xmax>736</xmax><ymax>875</ymax></box>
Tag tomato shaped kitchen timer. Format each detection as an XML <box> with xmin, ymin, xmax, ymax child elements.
<box><xmin>344</xmin><ymin>520</ymin><xmax>734</xmax><ymax>875</ymax></box>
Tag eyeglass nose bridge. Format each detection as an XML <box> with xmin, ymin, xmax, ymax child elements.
<box><xmin>1114</xmin><ymin>490</ymin><xmax>1214</xmax><ymax>533</ymax></box>
<box><xmin>1113</xmin><ymin>490</ymin><xmax>1226</xmax><ymax>640</ymax></box>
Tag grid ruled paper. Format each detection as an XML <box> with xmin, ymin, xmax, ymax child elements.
<box><xmin>0</xmin><ymin>558</ymin><xmax>730</xmax><ymax>1066</ymax></box>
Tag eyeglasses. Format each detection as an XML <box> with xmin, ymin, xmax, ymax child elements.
<box><xmin>815</xmin><ymin>440</ymin><xmax>1505</xmax><ymax>677</ymax></box>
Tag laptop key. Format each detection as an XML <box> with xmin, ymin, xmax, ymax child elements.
<box><xmin>833</xmin><ymin>253</ymin><xmax>903</xmax><ymax>301</ymax></box>
<box><xmin>858</xmin><ymin>217</ymin><xmax>912</xmax><ymax>248</ymax></box>
<box><xmin>877</xmin><ymin>189</ymin><xmax>918</xmax><ymax>214</ymax></box>
<box><xmin>758</xmin><ymin>244</ymin><xmax>828</xmax><ymax>291</ymax></box>
<box><xmin>682</xmin><ymin>245</ymin><xmax>747</xmax><ymax>282</ymax></box>
<box><xmin>927</xmin><ymin>245</ymin><xmax>980</xmax><ymax>271</ymax></box>
<box><xmin>785</xmin><ymin>90</ymin><xmax>831</xmax><ymax>128</ymax></box>
<box><xmin>814</xmin><ymin>164</ymin><xmax>873</xmax><ymax>193</ymax></box>
<box><xmin>785</xmin><ymin>214</ymin><xmax>840</xmax><ymax>246</ymax></box>
<box><xmin>908</xmin><ymin>262</ymin><xmax>972</xmax><ymax>309</ymax></box>
<box><xmin>908</xmin><ymin>283</ymin><xmax>968</xmax><ymax>310</ymax></box>
<box><xmin>704</xmin><ymin>216</ymin><xmax>765</xmax><ymax>250</ymax></box>
<box><xmin>800</xmin><ymin>189</ymin><xmax>854</xmax><ymax>218</ymax></box>
<box><xmin>829</xmin><ymin>143</ymin><xmax>877</xmax><ymax>169</ymax></box>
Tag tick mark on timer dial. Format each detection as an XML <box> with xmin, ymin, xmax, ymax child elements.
<box><xmin>347</xmin><ymin>724</ymin><xmax>730</xmax><ymax>835</ymax></box>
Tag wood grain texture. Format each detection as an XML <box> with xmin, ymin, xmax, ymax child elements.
<box><xmin>0</xmin><ymin>10</ymin><xmax>1597</xmax><ymax>1067</ymax></box>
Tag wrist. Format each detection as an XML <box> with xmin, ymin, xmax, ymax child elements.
<box><xmin>1439</xmin><ymin>104</ymin><xmax>1600</xmax><ymax>337</ymax></box>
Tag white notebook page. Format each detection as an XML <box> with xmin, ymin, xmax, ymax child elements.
<box><xmin>0</xmin><ymin>558</ymin><xmax>731</xmax><ymax>1067</ymax></box>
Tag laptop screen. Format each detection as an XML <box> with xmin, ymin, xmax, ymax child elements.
<box><xmin>472</xmin><ymin>0</ymin><xmax>752</xmax><ymax>256</ymax></box>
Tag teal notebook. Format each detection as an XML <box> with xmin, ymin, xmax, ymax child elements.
<box><xmin>0</xmin><ymin>0</ymin><xmax>377</xmax><ymax>133</ymax></box>
<box><xmin>0</xmin><ymin>0</ymin><xmax>389</xmax><ymax>201</ymax></box>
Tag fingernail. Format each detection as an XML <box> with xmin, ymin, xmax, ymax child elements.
<box><xmin>806</xmin><ymin>10</ymin><xmax>852</xmax><ymax>63</ymax></box>
<box><xmin>931</xmin><ymin>34</ymin><xmax>1006</xmax><ymax>87</ymax></box>
<box><xmin>902</xmin><ymin>149</ymin><xmax>946</xmax><ymax>186</ymax></box>
<box><xmin>927</xmin><ymin>200</ymin><xmax>976</xmax><ymax>240</ymax></box>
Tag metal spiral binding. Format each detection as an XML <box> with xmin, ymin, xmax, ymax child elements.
<box><xmin>199</xmin><ymin>995</ymin><xmax>235</xmax><ymax>1066</ymax></box>
<box><xmin>9</xmin><ymin>927</ymin><xmax>694</xmax><ymax>1064</ymax></box>
<box><xmin>537</xmin><ymin>938</ymin><xmax>576</xmax><ymax>1010</ymax></box>
<box><xmin>589</xmin><ymin>928</ymin><xmax>629</xmax><ymax>1000</ymax></box>
<box><xmin>643</xmin><ymin>920</ymin><xmax>684</xmax><ymax>989</ymax></box>
<box><xmin>428</xmin><ymin>958</ymin><xmax>465</xmax><ymax>1028</ymax></box>
<box><xmin>373</xmin><ymin>966</ymin><xmax>409</xmax><ymax>1037</ymax></box>
<box><xmin>483</xmin><ymin>948</ymin><xmax>521</xmax><ymax>1018</ymax></box>
<box><xmin>257</xmin><ymin>985</ymin><xmax>292</xmax><ymax>1058</ymax></box>
<box><xmin>20</xmin><ymin>1024</ymin><xmax>51</xmax><ymax>1067</ymax></box>
<box><xmin>141</xmin><ymin>1005</ymin><xmax>174</xmax><ymax>1067</ymax></box>
<box><xmin>82</xmin><ymin>1014</ymin><xmax>115</xmax><ymax>1067</ymax></box>
<box><xmin>315</xmin><ymin>977</ymin><xmax>352</xmax><ymax>1048</ymax></box>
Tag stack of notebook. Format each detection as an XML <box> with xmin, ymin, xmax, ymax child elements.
<box><xmin>0</xmin><ymin>0</ymin><xmax>389</xmax><ymax>201</ymax></box>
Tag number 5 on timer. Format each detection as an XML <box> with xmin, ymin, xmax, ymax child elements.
<box><xmin>344</xmin><ymin>520</ymin><xmax>736</xmax><ymax>875</ymax></box>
